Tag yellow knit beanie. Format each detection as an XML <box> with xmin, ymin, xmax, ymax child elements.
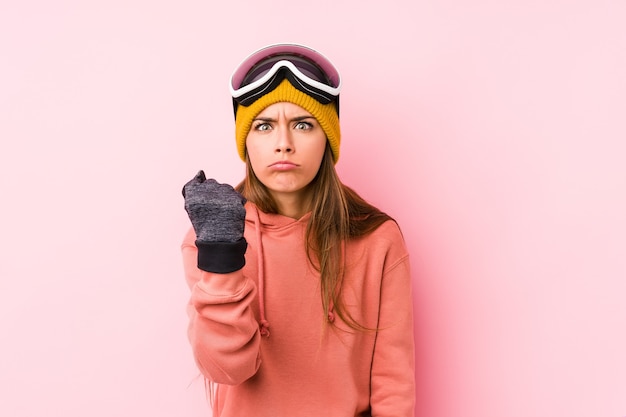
<box><xmin>235</xmin><ymin>79</ymin><xmax>341</xmax><ymax>163</ymax></box>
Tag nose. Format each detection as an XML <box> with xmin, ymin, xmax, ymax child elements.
<box><xmin>274</xmin><ymin>125</ymin><xmax>294</xmax><ymax>155</ymax></box>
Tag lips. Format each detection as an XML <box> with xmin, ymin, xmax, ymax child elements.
<box><xmin>269</xmin><ymin>160</ymin><xmax>298</xmax><ymax>170</ymax></box>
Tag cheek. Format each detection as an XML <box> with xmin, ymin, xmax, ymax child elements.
<box><xmin>245</xmin><ymin>136</ymin><xmax>264</xmax><ymax>162</ymax></box>
<box><xmin>310</xmin><ymin>137</ymin><xmax>327</xmax><ymax>163</ymax></box>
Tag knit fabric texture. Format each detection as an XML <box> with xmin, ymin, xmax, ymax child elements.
<box><xmin>183</xmin><ymin>172</ymin><xmax>247</xmax><ymax>244</ymax></box>
<box><xmin>234</xmin><ymin>79</ymin><xmax>341</xmax><ymax>163</ymax></box>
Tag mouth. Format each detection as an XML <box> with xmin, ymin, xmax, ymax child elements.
<box><xmin>269</xmin><ymin>160</ymin><xmax>299</xmax><ymax>170</ymax></box>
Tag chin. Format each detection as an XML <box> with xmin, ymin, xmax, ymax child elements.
<box><xmin>267</xmin><ymin>182</ymin><xmax>309</xmax><ymax>195</ymax></box>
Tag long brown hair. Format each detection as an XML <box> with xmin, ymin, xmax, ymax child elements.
<box><xmin>236</xmin><ymin>144</ymin><xmax>393</xmax><ymax>330</ymax></box>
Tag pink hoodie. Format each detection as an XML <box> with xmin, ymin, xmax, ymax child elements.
<box><xmin>182</xmin><ymin>202</ymin><xmax>415</xmax><ymax>416</ymax></box>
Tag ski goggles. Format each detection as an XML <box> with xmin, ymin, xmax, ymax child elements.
<box><xmin>230</xmin><ymin>44</ymin><xmax>342</xmax><ymax>110</ymax></box>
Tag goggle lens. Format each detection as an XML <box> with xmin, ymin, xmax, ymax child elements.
<box><xmin>240</xmin><ymin>54</ymin><xmax>334</xmax><ymax>88</ymax></box>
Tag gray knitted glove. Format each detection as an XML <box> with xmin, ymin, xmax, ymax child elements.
<box><xmin>182</xmin><ymin>170</ymin><xmax>248</xmax><ymax>273</ymax></box>
<box><xmin>183</xmin><ymin>170</ymin><xmax>246</xmax><ymax>243</ymax></box>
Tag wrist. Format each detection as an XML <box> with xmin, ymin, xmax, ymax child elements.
<box><xmin>195</xmin><ymin>238</ymin><xmax>247</xmax><ymax>273</ymax></box>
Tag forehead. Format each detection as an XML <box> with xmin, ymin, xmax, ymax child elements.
<box><xmin>256</xmin><ymin>102</ymin><xmax>315</xmax><ymax>118</ymax></box>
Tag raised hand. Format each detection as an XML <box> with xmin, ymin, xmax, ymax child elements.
<box><xmin>183</xmin><ymin>170</ymin><xmax>246</xmax><ymax>243</ymax></box>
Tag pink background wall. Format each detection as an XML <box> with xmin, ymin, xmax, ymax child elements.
<box><xmin>1</xmin><ymin>1</ymin><xmax>625</xmax><ymax>416</ymax></box>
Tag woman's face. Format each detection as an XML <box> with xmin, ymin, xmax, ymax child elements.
<box><xmin>246</xmin><ymin>102</ymin><xmax>327</xmax><ymax>203</ymax></box>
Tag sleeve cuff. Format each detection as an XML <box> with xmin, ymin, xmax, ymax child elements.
<box><xmin>195</xmin><ymin>238</ymin><xmax>247</xmax><ymax>273</ymax></box>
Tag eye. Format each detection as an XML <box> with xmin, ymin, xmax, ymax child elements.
<box><xmin>294</xmin><ymin>121</ymin><xmax>313</xmax><ymax>130</ymax></box>
<box><xmin>253</xmin><ymin>122</ymin><xmax>272</xmax><ymax>131</ymax></box>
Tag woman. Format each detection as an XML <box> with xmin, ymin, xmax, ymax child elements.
<box><xmin>181</xmin><ymin>43</ymin><xmax>415</xmax><ymax>416</ymax></box>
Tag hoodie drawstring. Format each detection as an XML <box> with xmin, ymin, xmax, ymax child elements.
<box><xmin>327</xmin><ymin>302</ymin><xmax>336</xmax><ymax>323</ymax></box>
<box><xmin>251</xmin><ymin>206</ymin><xmax>270</xmax><ymax>337</ymax></box>
<box><xmin>327</xmin><ymin>241</ymin><xmax>346</xmax><ymax>324</ymax></box>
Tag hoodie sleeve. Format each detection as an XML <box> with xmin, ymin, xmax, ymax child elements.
<box><xmin>369</xmin><ymin>226</ymin><xmax>416</xmax><ymax>416</ymax></box>
<box><xmin>181</xmin><ymin>227</ymin><xmax>262</xmax><ymax>385</ymax></box>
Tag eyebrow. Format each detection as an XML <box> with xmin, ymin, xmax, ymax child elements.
<box><xmin>252</xmin><ymin>115</ymin><xmax>316</xmax><ymax>122</ymax></box>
